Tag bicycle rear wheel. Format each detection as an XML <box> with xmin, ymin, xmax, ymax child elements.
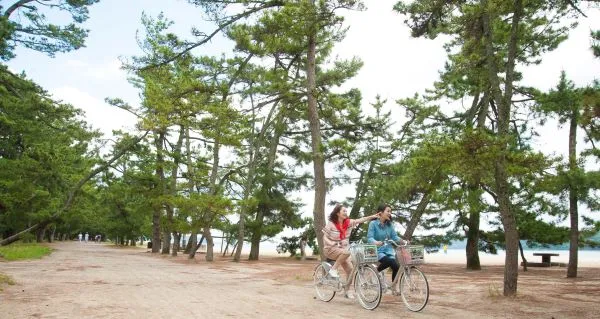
<box><xmin>353</xmin><ymin>264</ymin><xmax>382</xmax><ymax>310</ymax></box>
<box><xmin>399</xmin><ymin>266</ymin><xmax>429</xmax><ymax>312</ymax></box>
<box><xmin>313</xmin><ymin>263</ymin><xmax>336</xmax><ymax>302</ymax></box>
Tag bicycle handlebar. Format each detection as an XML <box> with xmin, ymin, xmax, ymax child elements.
<box><xmin>382</xmin><ymin>239</ymin><xmax>410</xmax><ymax>247</ymax></box>
<box><xmin>350</xmin><ymin>239</ymin><xmax>411</xmax><ymax>247</ymax></box>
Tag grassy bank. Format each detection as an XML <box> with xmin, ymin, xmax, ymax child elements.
<box><xmin>0</xmin><ymin>242</ymin><xmax>52</xmax><ymax>261</ymax></box>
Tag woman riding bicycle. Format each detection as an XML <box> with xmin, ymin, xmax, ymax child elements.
<box><xmin>367</xmin><ymin>204</ymin><xmax>405</xmax><ymax>283</ymax></box>
<box><xmin>322</xmin><ymin>204</ymin><xmax>379</xmax><ymax>281</ymax></box>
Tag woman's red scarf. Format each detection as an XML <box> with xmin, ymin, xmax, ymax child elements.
<box><xmin>334</xmin><ymin>219</ymin><xmax>351</xmax><ymax>240</ymax></box>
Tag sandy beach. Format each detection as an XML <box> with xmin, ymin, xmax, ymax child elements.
<box><xmin>422</xmin><ymin>249</ymin><xmax>600</xmax><ymax>267</ymax></box>
<box><xmin>1</xmin><ymin>242</ymin><xmax>598</xmax><ymax>318</ymax></box>
<box><xmin>206</xmin><ymin>237</ymin><xmax>600</xmax><ymax>268</ymax></box>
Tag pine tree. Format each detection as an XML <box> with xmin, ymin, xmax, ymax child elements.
<box><xmin>0</xmin><ymin>0</ymin><xmax>99</xmax><ymax>60</ymax></box>
<box><xmin>535</xmin><ymin>72</ymin><xmax>600</xmax><ymax>277</ymax></box>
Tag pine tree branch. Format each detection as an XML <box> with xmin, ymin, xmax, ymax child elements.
<box><xmin>142</xmin><ymin>1</ymin><xmax>281</xmax><ymax>70</ymax></box>
<box><xmin>565</xmin><ymin>0</ymin><xmax>587</xmax><ymax>17</ymax></box>
<box><xmin>3</xmin><ymin>0</ymin><xmax>36</xmax><ymax>18</ymax></box>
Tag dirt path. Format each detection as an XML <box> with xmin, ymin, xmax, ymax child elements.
<box><xmin>1</xmin><ymin>242</ymin><xmax>598</xmax><ymax>318</ymax></box>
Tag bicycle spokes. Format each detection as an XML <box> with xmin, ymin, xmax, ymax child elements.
<box><xmin>354</xmin><ymin>265</ymin><xmax>383</xmax><ymax>310</ymax></box>
<box><xmin>313</xmin><ymin>264</ymin><xmax>336</xmax><ymax>302</ymax></box>
<box><xmin>400</xmin><ymin>267</ymin><xmax>429</xmax><ymax>312</ymax></box>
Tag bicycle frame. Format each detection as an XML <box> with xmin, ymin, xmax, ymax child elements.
<box><xmin>319</xmin><ymin>257</ymin><xmax>367</xmax><ymax>293</ymax></box>
<box><xmin>387</xmin><ymin>263</ymin><xmax>414</xmax><ymax>294</ymax></box>
<box><xmin>314</xmin><ymin>242</ymin><xmax>384</xmax><ymax>310</ymax></box>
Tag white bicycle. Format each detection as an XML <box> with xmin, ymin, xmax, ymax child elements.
<box><xmin>313</xmin><ymin>242</ymin><xmax>383</xmax><ymax>310</ymax></box>
<box><xmin>378</xmin><ymin>239</ymin><xmax>430</xmax><ymax>312</ymax></box>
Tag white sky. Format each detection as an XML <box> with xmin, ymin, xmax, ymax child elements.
<box><xmin>6</xmin><ymin>0</ymin><xmax>600</xmax><ymax>232</ymax></box>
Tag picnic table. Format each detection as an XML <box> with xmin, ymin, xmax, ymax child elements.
<box><xmin>533</xmin><ymin>253</ymin><xmax>559</xmax><ymax>265</ymax></box>
<box><xmin>521</xmin><ymin>253</ymin><xmax>563</xmax><ymax>267</ymax></box>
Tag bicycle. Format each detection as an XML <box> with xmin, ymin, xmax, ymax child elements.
<box><xmin>313</xmin><ymin>242</ymin><xmax>383</xmax><ymax>310</ymax></box>
<box><xmin>378</xmin><ymin>239</ymin><xmax>430</xmax><ymax>312</ymax></box>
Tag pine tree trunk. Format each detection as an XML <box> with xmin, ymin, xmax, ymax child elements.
<box><xmin>36</xmin><ymin>226</ymin><xmax>46</xmax><ymax>243</ymax></box>
<box><xmin>185</xmin><ymin>231</ymin><xmax>196</xmax><ymax>254</ymax></box>
<box><xmin>164</xmin><ymin>126</ymin><xmax>184</xmax><ymax>256</ymax></box>
<box><xmin>482</xmin><ymin>0</ymin><xmax>523</xmax><ymax>296</ymax></box>
<box><xmin>519</xmin><ymin>240</ymin><xmax>528</xmax><ymax>272</ymax></box>
<box><xmin>465</xmin><ymin>91</ymin><xmax>488</xmax><ymax>271</ymax></box>
<box><xmin>306</xmin><ymin>14</ymin><xmax>326</xmax><ymax>261</ymax></box>
<box><xmin>172</xmin><ymin>232</ymin><xmax>180</xmax><ymax>257</ymax></box>
<box><xmin>466</xmin><ymin>185</ymin><xmax>481</xmax><ymax>270</ymax></box>
<box><xmin>404</xmin><ymin>190</ymin><xmax>433</xmax><ymax>240</ymax></box>
<box><xmin>567</xmin><ymin>115</ymin><xmax>579</xmax><ymax>278</ymax></box>
<box><xmin>204</xmin><ymin>227</ymin><xmax>214</xmax><ymax>262</ymax></box>
<box><xmin>162</xmin><ymin>229</ymin><xmax>171</xmax><ymax>254</ymax></box>
<box><xmin>152</xmin><ymin>131</ymin><xmax>165</xmax><ymax>253</ymax></box>
<box><xmin>222</xmin><ymin>234</ymin><xmax>231</xmax><ymax>257</ymax></box>
<box><xmin>152</xmin><ymin>205</ymin><xmax>161</xmax><ymax>253</ymax></box>
<box><xmin>230</xmin><ymin>241</ymin><xmax>238</xmax><ymax>257</ymax></box>
<box><xmin>248</xmin><ymin>209</ymin><xmax>264</xmax><ymax>261</ymax></box>
<box><xmin>247</xmin><ymin>117</ymin><xmax>281</xmax><ymax>260</ymax></box>
<box><xmin>248</xmin><ymin>234</ymin><xmax>260</xmax><ymax>261</ymax></box>
<box><xmin>348</xmin><ymin>157</ymin><xmax>378</xmax><ymax>241</ymax></box>
<box><xmin>48</xmin><ymin>225</ymin><xmax>56</xmax><ymax>243</ymax></box>
<box><xmin>349</xmin><ymin>171</ymin><xmax>366</xmax><ymax>222</ymax></box>
<box><xmin>205</xmin><ymin>133</ymin><xmax>220</xmax><ymax>262</ymax></box>
<box><xmin>495</xmin><ymin>167</ymin><xmax>519</xmax><ymax>296</ymax></box>
<box><xmin>466</xmin><ymin>211</ymin><xmax>481</xmax><ymax>270</ymax></box>
<box><xmin>234</xmin><ymin>153</ymin><xmax>253</xmax><ymax>262</ymax></box>
<box><xmin>189</xmin><ymin>235</ymin><xmax>204</xmax><ymax>259</ymax></box>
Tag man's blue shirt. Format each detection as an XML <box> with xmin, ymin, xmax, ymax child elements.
<box><xmin>367</xmin><ymin>220</ymin><xmax>400</xmax><ymax>260</ymax></box>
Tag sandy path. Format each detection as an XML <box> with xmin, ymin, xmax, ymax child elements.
<box><xmin>1</xmin><ymin>242</ymin><xmax>598</xmax><ymax>318</ymax></box>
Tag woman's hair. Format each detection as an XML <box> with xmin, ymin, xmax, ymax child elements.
<box><xmin>377</xmin><ymin>203</ymin><xmax>393</xmax><ymax>226</ymax></box>
<box><xmin>377</xmin><ymin>203</ymin><xmax>391</xmax><ymax>213</ymax></box>
<box><xmin>328</xmin><ymin>204</ymin><xmax>344</xmax><ymax>223</ymax></box>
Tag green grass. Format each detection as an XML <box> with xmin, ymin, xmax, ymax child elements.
<box><xmin>0</xmin><ymin>242</ymin><xmax>53</xmax><ymax>261</ymax></box>
<box><xmin>0</xmin><ymin>272</ymin><xmax>15</xmax><ymax>291</ymax></box>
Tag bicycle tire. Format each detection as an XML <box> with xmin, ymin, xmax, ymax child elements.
<box><xmin>313</xmin><ymin>263</ymin><xmax>336</xmax><ymax>302</ymax></box>
<box><xmin>353</xmin><ymin>264</ymin><xmax>383</xmax><ymax>310</ymax></box>
<box><xmin>399</xmin><ymin>266</ymin><xmax>429</xmax><ymax>312</ymax></box>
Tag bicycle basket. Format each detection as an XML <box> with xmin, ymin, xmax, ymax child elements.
<box><xmin>397</xmin><ymin>245</ymin><xmax>425</xmax><ymax>265</ymax></box>
<box><xmin>350</xmin><ymin>244</ymin><xmax>378</xmax><ymax>264</ymax></box>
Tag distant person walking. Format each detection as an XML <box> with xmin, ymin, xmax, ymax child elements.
<box><xmin>78</xmin><ymin>233</ymin><xmax>82</xmax><ymax>242</ymax></box>
<box><xmin>84</xmin><ymin>232</ymin><xmax>89</xmax><ymax>243</ymax></box>
<box><xmin>443</xmin><ymin>244</ymin><xmax>448</xmax><ymax>254</ymax></box>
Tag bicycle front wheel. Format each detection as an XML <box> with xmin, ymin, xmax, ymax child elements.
<box><xmin>313</xmin><ymin>263</ymin><xmax>336</xmax><ymax>302</ymax></box>
<box><xmin>353</xmin><ymin>264</ymin><xmax>382</xmax><ymax>310</ymax></box>
<box><xmin>399</xmin><ymin>266</ymin><xmax>429</xmax><ymax>312</ymax></box>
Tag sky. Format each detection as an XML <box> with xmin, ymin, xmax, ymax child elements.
<box><xmin>5</xmin><ymin>0</ymin><xmax>600</xmax><ymax>232</ymax></box>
